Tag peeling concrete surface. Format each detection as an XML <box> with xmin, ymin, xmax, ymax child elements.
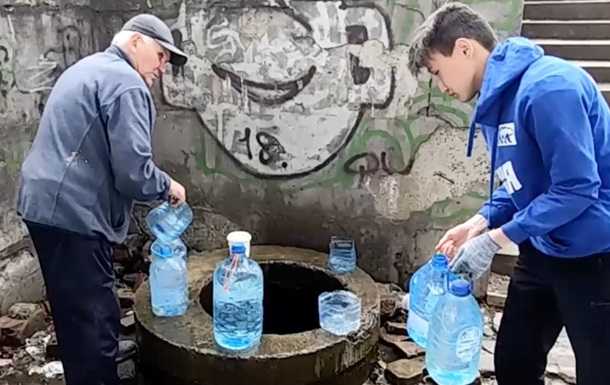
<box><xmin>0</xmin><ymin>0</ymin><xmax>524</xmax><ymax>312</ymax></box>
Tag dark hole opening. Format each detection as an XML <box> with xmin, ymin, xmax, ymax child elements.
<box><xmin>200</xmin><ymin>262</ymin><xmax>345</xmax><ymax>334</ymax></box>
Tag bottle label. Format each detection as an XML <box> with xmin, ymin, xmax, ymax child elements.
<box><xmin>455</xmin><ymin>327</ymin><xmax>481</xmax><ymax>362</ymax></box>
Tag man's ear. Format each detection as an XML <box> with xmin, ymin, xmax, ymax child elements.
<box><xmin>454</xmin><ymin>38</ymin><xmax>474</xmax><ymax>58</ymax></box>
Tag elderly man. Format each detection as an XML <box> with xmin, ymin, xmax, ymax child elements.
<box><xmin>409</xmin><ymin>3</ymin><xmax>610</xmax><ymax>385</ymax></box>
<box><xmin>17</xmin><ymin>14</ymin><xmax>187</xmax><ymax>385</ymax></box>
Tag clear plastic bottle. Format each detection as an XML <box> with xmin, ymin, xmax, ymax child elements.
<box><xmin>406</xmin><ymin>253</ymin><xmax>448</xmax><ymax>348</ymax></box>
<box><xmin>318</xmin><ymin>290</ymin><xmax>361</xmax><ymax>335</ymax></box>
<box><xmin>328</xmin><ymin>236</ymin><xmax>357</xmax><ymax>274</ymax></box>
<box><xmin>145</xmin><ymin>202</ymin><xmax>193</xmax><ymax>242</ymax></box>
<box><xmin>426</xmin><ymin>279</ymin><xmax>483</xmax><ymax>385</ymax></box>
<box><xmin>170</xmin><ymin>237</ymin><xmax>187</xmax><ymax>262</ymax></box>
<box><xmin>213</xmin><ymin>242</ymin><xmax>264</xmax><ymax>351</ymax></box>
<box><xmin>149</xmin><ymin>240</ymin><xmax>188</xmax><ymax>317</ymax></box>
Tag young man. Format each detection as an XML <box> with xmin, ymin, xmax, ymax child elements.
<box><xmin>409</xmin><ymin>3</ymin><xmax>610</xmax><ymax>384</ymax></box>
<box><xmin>17</xmin><ymin>14</ymin><xmax>188</xmax><ymax>385</ymax></box>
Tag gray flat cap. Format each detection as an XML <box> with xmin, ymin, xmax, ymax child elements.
<box><xmin>121</xmin><ymin>14</ymin><xmax>187</xmax><ymax>66</ymax></box>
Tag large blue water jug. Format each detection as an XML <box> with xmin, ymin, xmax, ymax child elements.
<box><xmin>213</xmin><ymin>243</ymin><xmax>264</xmax><ymax>351</ymax></box>
<box><xmin>426</xmin><ymin>279</ymin><xmax>483</xmax><ymax>385</ymax></box>
<box><xmin>406</xmin><ymin>253</ymin><xmax>448</xmax><ymax>348</ymax></box>
<box><xmin>146</xmin><ymin>202</ymin><xmax>193</xmax><ymax>242</ymax></box>
<box><xmin>149</xmin><ymin>240</ymin><xmax>188</xmax><ymax>317</ymax></box>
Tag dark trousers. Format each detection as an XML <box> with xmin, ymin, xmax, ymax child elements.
<box><xmin>26</xmin><ymin>221</ymin><xmax>119</xmax><ymax>385</ymax></box>
<box><xmin>495</xmin><ymin>241</ymin><xmax>610</xmax><ymax>385</ymax></box>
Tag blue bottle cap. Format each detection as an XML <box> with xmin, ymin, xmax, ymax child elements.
<box><xmin>230</xmin><ymin>244</ymin><xmax>246</xmax><ymax>254</ymax></box>
<box><xmin>151</xmin><ymin>240</ymin><xmax>174</xmax><ymax>258</ymax></box>
<box><xmin>431</xmin><ymin>253</ymin><xmax>448</xmax><ymax>268</ymax></box>
<box><xmin>449</xmin><ymin>279</ymin><xmax>471</xmax><ymax>297</ymax></box>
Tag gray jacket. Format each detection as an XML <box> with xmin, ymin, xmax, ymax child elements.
<box><xmin>17</xmin><ymin>45</ymin><xmax>170</xmax><ymax>243</ymax></box>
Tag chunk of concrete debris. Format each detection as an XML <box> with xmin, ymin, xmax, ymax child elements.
<box><xmin>486</xmin><ymin>291</ymin><xmax>507</xmax><ymax>308</ymax></box>
<box><xmin>379</xmin><ymin>328</ymin><xmax>424</xmax><ymax>359</ymax></box>
<box><xmin>120</xmin><ymin>311</ymin><xmax>135</xmax><ymax>333</ymax></box>
<box><xmin>28</xmin><ymin>361</ymin><xmax>64</xmax><ymax>379</ymax></box>
<box><xmin>8</xmin><ymin>303</ymin><xmax>39</xmax><ymax>320</ymax></box>
<box><xmin>385</xmin><ymin>321</ymin><xmax>408</xmax><ymax>336</ymax></box>
<box><xmin>385</xmin><ymin>358</ymin><xmax>425</xmax><ymax>385</ymax></box>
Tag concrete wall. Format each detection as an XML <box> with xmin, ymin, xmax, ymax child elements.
<box><xmin>0</xmin><ymin>0</ymin><xmax>523</xmax><ymax>312</ymax></box>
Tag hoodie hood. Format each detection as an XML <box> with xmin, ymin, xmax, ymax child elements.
<box><xmin>466</xmin><ymin>37</ymin><xmax>544</xmax><ymax>157</ymax></box>
<box><xmin>467</xmin><ymin>37</ymin><xmax>544</xmax><ymax>230</ymax></box>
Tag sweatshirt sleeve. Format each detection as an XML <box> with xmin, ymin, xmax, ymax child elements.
<box><xmin>104</xmin><ymin>87</ymin><xmax>171</xmax><ymax>201</ymax></box>
<box><xmin>478</xmin><ymin>185</ymin><xmax>517</xmax><ymax>228</ymax></box>
<box><xmin>501</xmin><ymin>85</ymin><xmax>600</xmax><ymax>243</ymax></box>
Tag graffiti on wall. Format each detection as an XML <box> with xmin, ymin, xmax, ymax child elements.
<box><xmin>162</xmin><ymin>0</ymin><xmax>522</xmax><ymax>184</ymax></box>
<box><xmin>163</xmin><ymin>1</ymin><xmax>418</xmax><ymax>178</ymax></box>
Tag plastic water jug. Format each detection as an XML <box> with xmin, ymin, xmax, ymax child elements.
<box><xmin>328</xmin><ymin>236</ymin><xmax>357</xmax><ymax>274</ymax></box>
<box><xmin>406</xmin><ymin>253</ymin><xmax>448</xmax><ymax>348</ymax></box>
<box><xmin>213</xmin><ymin>240</ymin><xmax>263</xmax><ymax>351</ymax></box>
<box><xmin>170</xmin><ymin>237</ymin><xmax>187</xmax><ymax>261</ymax></box>
<box><xmin>146</xmin><ymin>202</ymin><xmax>193</xmax><ymax>242</ymax></box>
<box><xmin>318</xmin><ymin>290</ymin><xmax>361</xmax><ymax>335</ymax></box>
<box><xmin>149</xmin><ymin>240</ymin><xmax>188</xmax><ymax>317</ymax></box>
<box><xmin>426</xmin><ymin>279</ymin><xmax>483</xmax><ymax>385</ymax></box>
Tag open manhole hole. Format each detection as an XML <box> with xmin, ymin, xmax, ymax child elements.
<box><xmin>200</xmin><ymin>262</ymin><xmax>345</xmax><ymax>334</ymax></box>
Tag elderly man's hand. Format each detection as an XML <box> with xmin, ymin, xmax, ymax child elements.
<box><xmin>449</xmin><ymin>232</ymin><xmax>500</xmax><ymax>279</ymax></box>
<box><xmin>168</xmin><ymin>178</ymin><xmax>186</xmax><ymax>206</ymax></box>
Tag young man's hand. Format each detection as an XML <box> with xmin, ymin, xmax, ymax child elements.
<box><xmin>449</xmin><ymin>232</ymin><xmax>500</xmax><ymax>279</ymax></box>
<box><xmin>436</xmin><ymin>214</ymin><xmax>488</xmax><ymax>257</ymax></box>
<box><xmin>168</xmin><ymin>178</ymin><xmax>186</xmax><ymax>206</ymax></box>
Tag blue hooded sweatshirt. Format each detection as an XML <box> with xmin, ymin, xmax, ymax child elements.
<box><xmin>469</xmin><ymin>37</ymin><xmax>610</xmax><ymax>258</ymax></box>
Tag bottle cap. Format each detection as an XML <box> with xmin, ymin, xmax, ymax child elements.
<box><xmin>449</xmin><ymin>279</ymin><xmax>471</xmax><ymax>297</ymax></box>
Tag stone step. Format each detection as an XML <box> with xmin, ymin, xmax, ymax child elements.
<box><xmin>534</xmin><ymin>39</ymin><xmax>610</xmax><ymax>60</ymax></box>
<box><xmin>524</xmin><ymin>1</ymin><xmax>610</xmax><ymax>20</ymax></box>
<box><xmin>572</xmin><ymin>60</ymin><xmax>610</xmax><ymax>82</ymax></box>
<box><xmin>522</xmin><ymin>20</ymin><xmax>610</xmax><ymax>40</ymax></box>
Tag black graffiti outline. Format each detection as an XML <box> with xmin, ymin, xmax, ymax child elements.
<box><xmin>198</xmin><ymin>1</ymin><xmax>395</xmax><ymax>178</ymax></box>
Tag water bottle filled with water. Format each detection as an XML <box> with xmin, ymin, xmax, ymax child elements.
<box><xmin>146</xmin><ymin>201</ymin><xmax>193</xmax><ymax>242</ymax></box>
<box><xmin>426</xmin><ymin>279</ymin><xmax>483</xmax><ymax>385</ymax></box>
<box><xmin>213</xmin><ymin>240</ymin><xmax>264</xmax><ymax>352</ymax></box>
<box><xmin>149</xmin><ymin>240</ymin><xmax>188</xmax><ymax>317</ymax></box>
<box><xmin>328</xmin><ymin>236</ymin><xmax>357</xmax><ymax>274</ymax></box>
<box><xmin>406</xmin><ymin>253</ymin><xmax>448</xmax><ymax>348</ymax></box>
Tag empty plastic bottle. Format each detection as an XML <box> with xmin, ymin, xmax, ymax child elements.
<box><xmin>146</xmin><ymin>202</ymin><xmax>193</xmax><ymax>243</ymax></box>
<box><xmin>213</xmin><ymin>242</ymin><xmax>264</xmax><ymax>351</ymax></box>
<box><xmin>149</xmin><ymin>240</ymin><xmax>188</xmax><ymax>317</ymax></box>
<box><xmin>328</xmin><ymin>236</ymin><xmax>357</xmax><ymax>274</ymax></box>
<box><xmin>406</xmin><ymin>253</ymin><xmax>448</xmax><ymax>348</ymax></box>
<box><xmin>426</xmin><ymin>279</ymin><xmax>483</xmax><ymax>385</ymax></box>
<box><xmin>170</xmin><ymin>238</ymin><xmax>187</xmax><ymax>262</ymax></box>
<box><xmin>318</xmin><ymin>290</ymin><xmax>361</xmax><ymax>335</ymax></box>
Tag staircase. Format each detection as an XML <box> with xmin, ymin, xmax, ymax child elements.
<box><xmin>521</xmin><ymin>0</ymin><xmax>610</xmax><ymax>105</ymax></box>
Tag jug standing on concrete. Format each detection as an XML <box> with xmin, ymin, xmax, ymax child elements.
<box><xmin>149</xmin><ymin>240</ymin><xmax>188</xmax><ymax>317</ymax></box>
<box><xmin>426</xmin><ymin>279</ymin><xmax>483</xmax><ymax>385</ymax></box>
<box><xmin>406</xmin><ymin>253</ymin><xmax>448</xmax><ymax>348</ymax></box>
<box><xmin>213</xmin><ymin>232</ymin><xmax>264</xmax><ymax>351</ymax></box>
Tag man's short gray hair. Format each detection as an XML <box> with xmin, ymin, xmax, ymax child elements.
<box><xmin>111</xmin><ymin>30</ymin><xmax>156</xmax><ymax>47</ymax></box>
<box><xmin>408</xmin><ymin>2</ymin><xmax>497</xmax><ymax>76</ymax></box>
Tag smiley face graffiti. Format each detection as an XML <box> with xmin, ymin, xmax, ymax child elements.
<box><xmin>163</xmin><ymin>1</ymin><xmax>396</xmax><ymax>178</ymax></box>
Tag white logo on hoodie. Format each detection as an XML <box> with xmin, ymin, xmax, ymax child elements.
<box><xmin>498</xmin><ymin>123</ymin><xmax>517</xmax><ymax>147</ymax></box>
<box><xmin>496</xmin><ymin>161</ymin><xmax>522</xmax><ymax>194</ymax></box>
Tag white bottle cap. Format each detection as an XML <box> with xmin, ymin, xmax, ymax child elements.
<box><xmin>227</xmin><ymin>231</ymin><xmax>252</xmax><ymax>257</ymax></box>
<box><xmin>227</xmin><ymin>231</ymin><xmax>252</xmax><ymax>244</ymax></box>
